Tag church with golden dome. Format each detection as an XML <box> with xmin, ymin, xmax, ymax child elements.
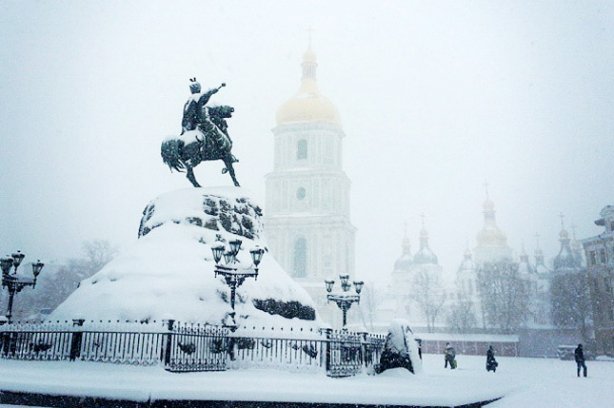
<box><xmin>473</xmin><ymin>193</ymin><xmax>513</xmax><ymax>264</ymax></box>
<box><xmin>453</xmin><ymin>188</ymin><xmax>556</xmax><ymax>331</ymax></box>
<box><xmin>264</xmin><ymin>46</ymin><xmax>356</xmax><ymax>327</ymax></box>
<box><xmin>453</xmin><ymin>191</ymin><xmax>515</xmax><ymax>329</ymax></box>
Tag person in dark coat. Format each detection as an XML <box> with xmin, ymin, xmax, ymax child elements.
<box><xmin>444</xmin><ymin>342</ymin><xmax>456</xmax><ymax>369</ymax></box>
<box><xmin>486</xmin><ymin>345</ymin><xmax>498</xmax><ymax>372</ymax></box>
<box><xmin>416</xmin><ymin>339</ymin><xmax>423</xmax><ymax>360</ymax></box>
<box><xmin>575</xmin><ymin>343</ymin><xmax>587</xmax><ymax>377</ymax></box>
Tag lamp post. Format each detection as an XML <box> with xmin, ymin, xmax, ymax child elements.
<box><xmin>324</xmin><ymin>274</ymin><xmax>364</xmax><ymax>328</ymax></box>
<box><xmin>211</xmin><ymin>239</ymin><xmax>264</xmax><ymax>328</ymax></box>
<box><xmin>1</xmin><ymin>251</ymin><xmax>44</xmax><ymax>323</ymax></box>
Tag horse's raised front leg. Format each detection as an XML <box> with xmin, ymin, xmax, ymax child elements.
<box><xmin>223</xmin><ymin>156</ymin><xmax>240</xmax><ymax>187</ymax></box>
<box><xmin>186</xmin><ymin>167</ymin><xmax>201</xmax><ymax>188</ymax></box>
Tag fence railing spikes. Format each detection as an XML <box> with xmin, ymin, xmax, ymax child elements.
<box><xmin>0</xmin><ymin>321</ymin><xmax>385</xmax><ymax>377</ymax></box>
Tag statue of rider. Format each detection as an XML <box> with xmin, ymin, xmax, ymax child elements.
<box><xmin>181</xmin><ymin>77</ymin><xmax>225</xmax><ymax>133</ymax></box>
<box><xmin>161</xmin><ymin>78</ymin><xmax>240</xmax><ymax>187</ymax></box>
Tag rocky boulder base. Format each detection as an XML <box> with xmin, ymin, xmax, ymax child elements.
<box><xmin>51</xmin><ymin>187</ymin><xmax>319</xmax><ymax>327</ymax></box>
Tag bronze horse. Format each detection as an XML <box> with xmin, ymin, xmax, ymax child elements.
<box><xmin>161</xmin><ymin>81</ymin><xmax>240</xmax><ymax>188</ymax></box>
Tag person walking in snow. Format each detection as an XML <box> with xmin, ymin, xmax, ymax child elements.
<box><xmin>486</xmin><ymin>345</ymin><xmax>498</xmax><ymax>372</ymax></box>
<box><xmin>575</xmin><ymin>343</ymin><xmax>587</xmax><ymax>377</ymax></box>
<box><xmin>444</xmin><ymin>342</ymin><xmax>456</xmax><ymax>369</ymax></box>
<box><xmin>417</xmin><ymin>339</ymin><xmax>422</xmax><ymax>360</ymax></box>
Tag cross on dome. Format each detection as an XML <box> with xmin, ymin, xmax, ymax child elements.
<box><xmin>418</xmin><ymin>213</ymin><xmax>429</xmax><ymax>243</ymax></box>
<box><xmin>482</xmin><ymin>181</ymin><xmax>495</xmax><ymax>213</ymax></box>
<box><xmin>401</xmin><ymin>221</ymin><xmax>411</xmax><ymax>255</ymax></box>
<box><xmin>483</xmin><ymin>180</ymin><xmax>490</xmax><ymax>199</ymax></box>
<box><xmin>413</xmin><ymin>212</ymin><xmax>438</xmax><ymax>264</ymax></box>
<box><xmin>558</xmin><ymin>213</ymin><xmax>570</xmax><ymax>241</ymax></box>
<box><xmin>307</xmin><ymin>26</ymin><xmax>314</xmax><ymax>48</ymax></box>
<box><xmin>275</xmin><ymin>37</ymin><xmax>340</xmax><ymax>126</ymax></box>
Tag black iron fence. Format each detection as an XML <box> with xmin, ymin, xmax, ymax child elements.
<box><xmin>0</xmin><ymin>320</ymin><xmax>386</xmax><ymax>377</ymax></box>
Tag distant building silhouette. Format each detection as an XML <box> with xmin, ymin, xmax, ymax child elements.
<box><xmin>582</xmin><ymin>205</ymin><xmax>614</xmax><ymax>355</ymax></box>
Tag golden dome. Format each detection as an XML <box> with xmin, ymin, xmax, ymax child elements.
<box><xmin>276</xmin><ymin>48</ymin><xmax>340</xmax><ymax>126</ymax></box>
<box><xmin>303</xmin><ymin>48</ymin><xmax>317</xmax><ymax>63</ymax></box>
<box><xmin>477</xmin><ymin>196</ymin><xmax>509</xmax><ymax>247</ymax></box>
<box><xmin>476</xmin><ymin>226</ymin><xmax>509</xmax><ymax>247</ymax></box>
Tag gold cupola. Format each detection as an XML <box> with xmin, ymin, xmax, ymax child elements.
<box><xmin>276</xmin><ymin>47</ymin><xmax>340</xmax><ymax>126</ymax></box>
<box><xmin>476</xmin><ymin>196</ymin><xmax>509</xmax><ymax>247</ymax></box>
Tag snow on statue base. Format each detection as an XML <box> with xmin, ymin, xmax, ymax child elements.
<box><xmin>51</xmin><ymin>187</ymin><xmax>320</xmax><ymax>327</ymax></box>
<box><xmin>376</xmin><ymin>320</ymin><xmax>423</xmax><ymax>375</ymax></box>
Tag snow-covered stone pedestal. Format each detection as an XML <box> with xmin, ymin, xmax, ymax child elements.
<box><xmin>52</xmin><ymin>187</ymin><xmax>320</xmax><ymax>328</ymax></box>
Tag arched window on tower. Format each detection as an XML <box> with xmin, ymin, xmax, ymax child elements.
<box><xmin>297</xmin><ymin>139</ymin><xmax>307</xmax><ymax>160</ymax></box>
<box><xmin>294</xmin><ymin>237</ymin><xmax>307</xmax><ymax>278</ymax></box>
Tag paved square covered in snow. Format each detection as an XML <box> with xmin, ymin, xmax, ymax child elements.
<box><xmin>1</xmin><ymin>354</ymin><xmax>613</xmax><ymax>407</ymax></box>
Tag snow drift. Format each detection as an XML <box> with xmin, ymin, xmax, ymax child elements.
<box><xmin>51</xmin><ymin>187</ymin><xmax>321</xmax><ymax>328</ymax></box>
<box><xmin>377</xmin><ymin>319</ymin><xmax>423</xmax><ymax>374</ymax></box>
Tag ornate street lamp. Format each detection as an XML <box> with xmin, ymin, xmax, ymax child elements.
<box><xmin>211</xmin><ymin>239</ymin><xmax>264</xmax><ymax>328</ymax></box>
<box><xmin>324</xmin><ymin>275</ymin><xmax>364</xmax><ymax>328</ymax></box>
<box><xmin>1</xmin><ymin>251</ymin><xmax>44</xmax><ymax>323</ymax></box>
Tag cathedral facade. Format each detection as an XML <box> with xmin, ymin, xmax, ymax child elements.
<box><xmin>382</xmin><ymin>222</ymin><xmax>444</xmax><ymax>332</ymax></box>
<box><xmin>264</xmin><ymin>47</ymin><xmax>356</xmax><ymax>327</ymax></box>
<box><xmin>454</xmin><ymin>195</ymin><xmax>514</xmax><ymax>328</ymax></box>
<box><xmin>454</xmin><ymin>193</ymin><xmax>554</xmax><ymax>330</ymax></box>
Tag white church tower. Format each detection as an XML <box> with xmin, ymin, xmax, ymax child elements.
<box><xmin>265</xmin><ymin>46</ymin><xmax>356</xmax><ymax>326</ymax></box>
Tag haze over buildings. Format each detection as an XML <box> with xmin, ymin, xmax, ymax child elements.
<box><xmin>1</xmin><ymin>1</ymin><xmax>613</xmax><ymax>288</ymax></box>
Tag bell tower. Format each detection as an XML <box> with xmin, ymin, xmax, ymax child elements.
<box><xmin>264</xmin><ymin>46</ymin><xmax>356</xmax><ymax>323</ymax></box>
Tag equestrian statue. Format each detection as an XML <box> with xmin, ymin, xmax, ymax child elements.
<box><xmin>161</xmin><ymin>78</ymin><xmax>240</xmax><ymax>187</ymax></box>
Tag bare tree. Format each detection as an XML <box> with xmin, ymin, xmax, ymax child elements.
<box><xmin>447</xmin><ymin>294</ymin><xmax>477</xmax><ymax>333</ymax></box>
<box><xmin>81</xmin><ymin>240</ymin><xmax>118</xmax><ymax>273</ymax></box>
<box><xmin>12</xmin><ymin>239</ymin><xmax>118</xmax><ymax>320</ymax></box>
<box><xmin>476</xmin><ymin>262</ymin><xmax>530</xmax><ymax>333</ymax></box>
<box><xmin>359</xmin><ymin>281</ymin><xmax>384</xmax><ymax>331</ymax></box>
<box><xmin>409</xmin><ymin>268</ymin><xmax>446</xmax><ymax>333</ymax></box>
<box><xmin>550</xmin><ymin>269</ymin><xmax>592</xmax><ymax>342</ymax></box>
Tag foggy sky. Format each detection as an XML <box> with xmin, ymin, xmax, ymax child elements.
<box><xmin>1</xmin><ymin>0</ymin><xmax>613</xmax><ymax>285</ymax></box>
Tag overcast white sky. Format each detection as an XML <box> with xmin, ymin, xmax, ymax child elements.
<box><xmin>1</xmin><ymin>0</ymin><xmax>613</xmax><ymax>284</ymax></box>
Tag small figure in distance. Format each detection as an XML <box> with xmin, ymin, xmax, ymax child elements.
<box><xmin>575</xmin><ymin>343</ymin><xmax>587</xmax><ymax>377</ymax></box>
<box><xmin>486</xmin><ymin>345</ymin><xmax>498</xmax><ymax>373</ymax></box>
<box><xmin>416</xmin><ymin>338</ymin><xmax>422</xmax><ymax>360</ymax></box>
<box><xmin>444</xmin><ymin>342</ymin><xmax>457</xmax><ymax>369</ymax></box>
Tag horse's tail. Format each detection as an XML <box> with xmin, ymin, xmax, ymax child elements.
<box><xmin>161</xmin><ymin>138</ymin><xmax>185</xmax><ymax>172</ymax></box>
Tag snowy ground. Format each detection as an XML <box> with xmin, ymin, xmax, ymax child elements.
<box><xmin>0</xmin><ymin>354</ymin><xmax>612</xmax><ymax>407</ymax></box>
<box><xmin>424</xmin><ymin>353</ymin><xmax>613</xmax><ymax>407</ymax></box>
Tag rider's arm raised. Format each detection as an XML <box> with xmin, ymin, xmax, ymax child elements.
<box><xmin>197</xmin><ymin>83</ymin><xmax>225</xmax><ymax>107</ymax></box>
